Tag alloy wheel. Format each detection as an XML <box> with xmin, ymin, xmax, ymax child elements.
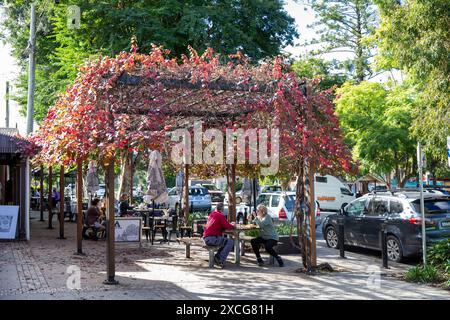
<box><xmin>387</xmin><ymin>238</ymin><xmax>400</xmax><ymax>261</ymax></box>
<box><xmin>326</xmin><ymin>228</ymin><xmax>338</xmax><ymax>248</ymax></box>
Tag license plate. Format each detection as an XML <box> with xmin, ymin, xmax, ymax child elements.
<box><xmin>441</xmin><ymin>221</ymin><xmax>450</xmax><ymax>228</ymax></box>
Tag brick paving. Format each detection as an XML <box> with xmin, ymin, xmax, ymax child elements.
<box><xmin>0</xmin><ymin>211</ymin><xmax>449</xmax><ymax>300</ymax></box>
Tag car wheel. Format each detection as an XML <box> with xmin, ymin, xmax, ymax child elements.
<box><xmin>325</xmin><ymin>226</ymin><xmax>339</xmax><ymax>249</ymax></box>
<box><xmin>386</xmin><ymin>235</ymin><xmax>403</xmax><ymax>262</ymax></box>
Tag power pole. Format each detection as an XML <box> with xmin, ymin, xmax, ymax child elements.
<box><xmin>26</xmin><ymin>2</ymin><xmax>36</xmax><ymax>135</ymax></box>
<box><xmin>5</xmin><ymin>81</ymin><xmax>9</xmax><ymax>128</ymax></box>
<box><xmin>417</xmin><ymin>142</ymin><xmax>426</xmax><ymax>265</ymax></box>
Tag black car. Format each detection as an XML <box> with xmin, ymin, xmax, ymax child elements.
<box><xmin>322</xmin><ymin>192</ymin><xmax>450</xmax><ymax>262</ymax></box>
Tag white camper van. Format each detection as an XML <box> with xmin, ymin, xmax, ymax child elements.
<box><xmin>314</xmin><ymin>175</ymin><xmax>355</xmax><ymax>211</ymax></box>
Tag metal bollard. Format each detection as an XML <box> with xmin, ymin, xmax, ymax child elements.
<box><xmin>380</xmin><ymin>221</ymin><xmax>388</xmax><ymax>268</ymax></box>
<box><xmin>337</xmin><ymin>215</ymin><xmax>345</xmax><ymax>258</ymax></box>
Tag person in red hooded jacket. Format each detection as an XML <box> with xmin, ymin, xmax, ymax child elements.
<box><xmin>203</xmin><ymin>203</ymin><xmax>235</xmax><ymax>268</ymax></box>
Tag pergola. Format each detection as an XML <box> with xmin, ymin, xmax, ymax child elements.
<box><xmin>29</xmin><ymin>46</ymin><xmax>353</xmax><ymax>281</ymax></box>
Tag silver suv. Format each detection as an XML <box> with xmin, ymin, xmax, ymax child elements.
<box><xmin>256</xmin><ymin>191</ymin><xmax>322</xmax><ymax>227</ymax></box>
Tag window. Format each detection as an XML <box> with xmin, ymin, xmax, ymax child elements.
<box><xmin>257</xmin><ymin>194</ymin><xmax>270</xmax><ymax>206</ymax></box>
<box><xmin>390</xmin><ymin>200</ymin><xmax>403</xmax><ymax>214</ymax></box>
<box><xmin>340</xmin><ymin>188</ymin><xmax>353</xmax><ymax>196</ymax></box>
<box><xmin>168</xmin><ymin>188</ymin><xmax>178</xmax><ymax>196</ymax></box>
<box><xmin>271</xmin><ymin>195</ymin><xmax>280</xmax><ymax>207</ymax></box>
<box><xmin>368</xmin><ymin>198</ymin><xmax>389</xmax><ymax>216</ymax></box>
<box><xmin>412</xmin><ymin>199</ymin><xmax>450</xmax><ymax>214</ymax></box>
<box><xmin>315</xmin><ymin>176</ymin><xmax>327</xmax><ymax>183</ymax></box>
<box><xmin>189</xmin><ymin>188</ymin><xmax>205</xmax><ymax>196</ymax></box>
<box><xmin>346</xmin><ymin>199</ymin><xmax>367</xmax><ymax>217</ymax></box>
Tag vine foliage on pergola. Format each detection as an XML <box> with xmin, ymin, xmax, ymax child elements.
<box><xmin>29</xmin><ymin>45</ymin><xmax>354</xmax><ymax>273</ymax></box>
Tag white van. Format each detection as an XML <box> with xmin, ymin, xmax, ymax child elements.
<box><xmin>314</xmin><ymin>175</ymin><xmax>355</xmax><ymax>211</ymax></box>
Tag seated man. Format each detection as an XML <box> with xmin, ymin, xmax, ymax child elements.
<box><xmin>118</xmin><ymin>193</ymin><xmax>134</xmax><ymax>217</ymax></box>
<box><xmin>202</xmin><ymin>203</ymin><xmax>235</xmax><ymax>268</ymax></box>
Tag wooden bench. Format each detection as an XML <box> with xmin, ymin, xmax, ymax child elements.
<box><xmin>178</xmin><ymin>237</ymin><xmax>221</xmax><ymax>268</ymax></box>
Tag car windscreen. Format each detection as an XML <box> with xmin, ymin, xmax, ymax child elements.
<box><xmin>412</xmin><ymin>199</ymin><xmax>450</xmax><ymax>214</ymax></box>
<box><xmin>189</xmin><ymin>188</ymin><xmax>207</xmax><ymax>196</ymax></box>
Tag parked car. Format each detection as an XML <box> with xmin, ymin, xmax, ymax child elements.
<box><xmin>260</xmin><ymin>185</ymin><xmax>282</xmax><ymax>193</ymax></box>
<box><xmin>314</xmin><ymin>175</ymin><xmax>355</xmax><ymax>211</ymax></box>
<box><xmin>197</xmin><ymin>183</ymin><xmax>225</xmax><ymax>203</ymax></box>
<box><xmin>224</xmin><ymin>189</ymin><xmax>245</xmax><ymax>205</ymax></box>
<box><xmin>322</xmin><ymin>192</ymin><xmax>450</xmax><ymax>262</ymax></box>
<box><xmin>94</xmin><ymin>184</ymin><xmax>105</xmax><ymax>198</ymax></box>
<box><xmin>256</xmin><ymin>191</ymin><xmax>321</xmax><ymax>227</ymax></box>
<box><xmin>167</xmin><ymin>186</ymin><xmax>212</xmax><ymax>213</ymax></box>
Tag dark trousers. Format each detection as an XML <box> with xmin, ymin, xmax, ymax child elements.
<box><xmin>251</xmin><ymin>237</ymin><xmax>280</xmax><ymax>260</ymax></box>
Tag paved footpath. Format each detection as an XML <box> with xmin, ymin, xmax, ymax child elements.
<box><xmin>0</xmin><ymin>212</ymin><xmax>449</xmax><ymax>300</ymax></box>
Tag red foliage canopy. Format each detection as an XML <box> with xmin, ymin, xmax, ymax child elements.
<box><xmin>30</xmin><ymin>45</ymin><xmax>354</xmax><ymax>176</ymax></box>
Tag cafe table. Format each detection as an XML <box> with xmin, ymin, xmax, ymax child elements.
<box><xmin>224</xmin><ymin>223</ymin><xmax>259</xmax><ymax>265</ymax></box>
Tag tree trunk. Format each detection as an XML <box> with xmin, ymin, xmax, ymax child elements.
<box><xmin>294</xmin><ymin>161</ymin><xmax>307</xmax><ymax>268</ymax></box>
<box><xmin>355</xmin><ymin>2</ymin><xmax>365</xmax><ymax>82</ymax></box>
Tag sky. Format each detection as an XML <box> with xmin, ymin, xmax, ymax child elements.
<box><xmin>0</xmin><ymin>0</ymin><xmax>390</xmax><ymax>136</ymax></box>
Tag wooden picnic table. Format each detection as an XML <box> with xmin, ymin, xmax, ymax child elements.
<box><xmin>224</xmin><ymin>223</ymin><xmax>259</xmax><ymax>265</ymax></box>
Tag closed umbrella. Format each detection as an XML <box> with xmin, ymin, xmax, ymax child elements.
<box><xmin>241</xmin><ymin>177</ymin><xmax>259</xmax><ymax>214</ymax></box>
<box><xmin>145</xmin><ymin>150</ymin><xmax>168</xmax><ymax>206</ymax></box>
<box><xmin>86</xmin><ymin>160</ymin><xmax>100</xmax><ymax>200</ymax></box>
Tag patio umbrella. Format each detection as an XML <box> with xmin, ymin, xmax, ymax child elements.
<box><xmin>86</xmin><ymin>160</ymin><xmax>100</xmax><ymax>199</ymax></box>
<box><xmin>145</xmin><ymin>150</ymin><xmax>168</xmax><ymax>205</ymax></box>
<box><xmin>241</xmin><ymin>177</ymin><xmax>259</xmax><ymax>212</ymax></box>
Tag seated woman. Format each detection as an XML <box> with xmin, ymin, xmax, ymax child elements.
<box><xmin>86</xmin><ymin>198</ymin><xmax>106</xmax><ymax>232</ymax></box>
<box><xmin>249</xmin><ymin>204</ymin><xmax>284</xmax><ymax>267</ymax></box>
<box><xmin>118</xmin><ymin>193</ymin><xmax>134</xmax><ymax>217</ymax></box>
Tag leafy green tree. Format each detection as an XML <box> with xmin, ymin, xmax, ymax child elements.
<box><xmin>291</xmin><ymin>56</ymin><xmax>348</xmax><ymax>90</ymax></box>
<box><xmin>0</xmin><ymin>0</ymin><xmax>298</xmax><ymax>121</ymax></box>
<box><xmin>303</xmin><ymin>0</ymin><xmax>378</xmax><ymax>82</ymax></box>
<box><xmin>374</xmin><ymin>0</ymin><xmax>450</xmax><ymax>178</ymax></box>
<box><xmin>335</xmin><ymin>81</ymin><xmax>418</xmax><ymax>187</ymax></box>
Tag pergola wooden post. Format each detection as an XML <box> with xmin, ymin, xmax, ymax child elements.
<box><xmin>58</xmin><ymin>165</ymin><xmax>65</xmax><ymax>239</ymax></box>
<box><xmin>226</xmin><ymin>164</ymin><xmax>237</xmax><ymax>222</ymax></box>
<box><xmin>47</xmin><ymin>166</ymin><xmax>53</xmax><ymax>229</ymax></box>
<box><xmin>75</xmin><ymin>160</ymin><xmax>83</xmax><ymax>255</ymax></box>
<box><xmin>104</xmin><ymin>158</ymin><xmax>118</xmax><ymax>285</ymax></box>
<box><xmin>39</xmin><ymin>165</ymin><xmax>44</xmax><ymax>221</ymax></box>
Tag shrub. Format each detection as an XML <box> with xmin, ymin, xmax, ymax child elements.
<box><xmin>275</xmin><ymin>222</ymin><xmax>298</xmax><ymax>236</ymax></box>
<box><xmin>244</xmin><ymin>230</ymin><xmax>260</xmax><ymax>237</ymax></box>
<box><xmin>427</xmin><ymin>239</ymin><xmax>450</xmax><ymax>274</ymax></box>
<box><xmin>187</xmin><ymin>211</ymin><xmax>208</xmax><ymax>226</ymax></box>
<box><xmin>405</xmin><ymin>265</ymin><xmax>441</xmax><ymax>284</ymax></box>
